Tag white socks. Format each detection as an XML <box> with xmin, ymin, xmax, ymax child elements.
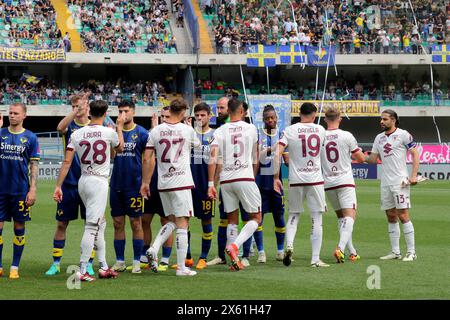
<box><xmin>338</xmin><ymin>217</ymin><xmax>357</xmax><ymax>255</ymax></box>
<box><xmin>176</xmin><ymin>228</ymin><xmax>188</xmax><ymax>270</ymax></box>
<box><xmin>310</xmin><ymin>211</ymin><xmax>323</xmax><ymax>264</ymax></box>
<box><xmin>285</xmin><ymin>213</ymin><xmax>300</xmax><ymax>249</ymax></box>
<box><xmin>388</xmin><ymin>222</ymin><xmax>401</xmax><ymax>255</ymax></box>
<box><xmin>95</xmin><ymin>219</ymin><xmax>108</xmax><ymax>270</ymax></box>
<box><xmin>151</xmin><ymin>222</ymin><xmax>176</xmax><ymax>254</ymax></box>
<box><xmin>338</xmin><ymin>217</ymin><xmax>354</xmax><ymax>253</ymax></box>
<box><xmin>402</xmin><ymin>221</ymin><xmax>415</xmax><ymax>254</ymax></box>
<box><xmin>234</xmin><ymin>220</ymin><xmax>258</xmax><ymax>248</ymax></box>
<box><xmin>80</xmin><ymin>223</ymin><xmax>98</xmax><ymax>274</ymax></box>
<box><xmin>226</xmin><ymin>224</ymin><xmax>238</xmax><ymax>246</ymax></box>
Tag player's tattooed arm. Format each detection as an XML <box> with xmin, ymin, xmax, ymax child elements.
<box><xmin>365</xmin><ymin>151</ymin><xmax>379</xmax><ymax>164</ymax></box>
<box><xmin>26</xmin><ymin>160</ymin><xmax>39</xmax><ymax>206</ymax></box>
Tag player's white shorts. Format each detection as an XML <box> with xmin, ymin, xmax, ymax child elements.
<box><xmin>380</xmin><ymin>184</ymin><xmax>411</xmax><ymax>210</ymax></box>
<box><xmin>160</xmin><ymin>189</ymin><xmax>194</xmax><ymax>218</ymax></box>
<box><xmin>326</xmin><ymin>187</ymin><xmax>357</xmax><ymax>211</ymax></box>
<box><xmin>220</xmin><ymin>181</ymin><xmax>261</xmax><ymax>214</ymax></box>
<box><xmin>78</xmin><ymin>175</ymin><xmax>109</xmax><ymax>225</ymax></box>
<box><xmin>289</xmin><ymin>184</ymin><xmax>326</xmax><ymax>214</ymax></box>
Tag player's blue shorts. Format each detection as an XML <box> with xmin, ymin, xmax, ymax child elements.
<box><xmin>260</xmin><ymin>188</ymin><xmax>285</xmax><ymax>215</ymax></box>
<box><xmin>192</xmin><ymin>188</ymin><xmax>215</xmax><ymax>220</ymax></box>
<box><xmin>110</xmin><ymin>189</ymin><xmax>143</xmax><ymax>218</ymax></box>
<box><xmin>56</xmin><ymin>183</ymin><xmax>86</xmax><ymax>221</ymax></box>
<box><xmin>0</xmin><ymin>193</ymin><xmax>32</xmax><ymax>222</ymax></box>
<box><xmin>218</xmin><ymin>191</ymin><xmax>249</xmax><ymax>221</ymax></box>
<box><xmin>143</xmin><ymin>189</ymin><xmax>165</xmax><ymax>217</ymax></box>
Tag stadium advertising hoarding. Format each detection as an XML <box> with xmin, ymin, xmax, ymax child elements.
<box><xmin>407</xmin><ymin>144</ymin><xmax>450</xmax><ymax>164</ymax></box>
<box><xmin>352</xmin><ymin>163</ymin><xmax>378</xmax><ymax>180</ymax></box>
<box><xmin>291</xmin><ymin>100</ymin><xmax>380</xmax><ymax>117</ymax></box>
<box><xmin>247</xmin><ymin>95</ymin><xmax>292</xmax><ymax>132</ymax></box>
<box><xmin>0</xmin><ymin>47</ymin><xmax>66</xmax><ymax>62</ymax></box>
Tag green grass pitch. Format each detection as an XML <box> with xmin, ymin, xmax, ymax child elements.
<box><xmin>0</xmin><ymin>179</ymin><xmax>449</xmax><ymax>299</ymax></box>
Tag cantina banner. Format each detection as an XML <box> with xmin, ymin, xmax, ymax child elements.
<box><xmin>0</xmin><ymin>47</ymin><xmax>66</xmax><ymax>62</ymax></box>
<box><xmin>291</xmin><ymin>100</ymin><xmax>380</xmax><ymax>117</ymax></box>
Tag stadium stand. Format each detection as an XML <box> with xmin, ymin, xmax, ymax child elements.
<box><xmin>0</xmin><ymin>0</ymin><xmax>67</xmax><ymax>50</ymax></box>
<box><xmin>68</xmin><ymin>0</ymin><xmax>178</xmax><ymax>53</ymax></box>
<box><xmin>200</xmin><ymin>0</ymin><xmax>450</xmax><ymax>54</ymax></box>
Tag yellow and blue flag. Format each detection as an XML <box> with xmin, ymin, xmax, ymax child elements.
<box><xmin>246</xmin><ymin>45</ymin><xmax>276</xmax><ymax>67</ymax></box>
<box><xmin>20</xmin><ymin>73</ymin><xmax>42</xmax><ymax>85</ymax></box>
<box><xmin>306</xmin><ymin>45</ymin><xmax>335</xmax><ymax>67</ymax></box>
<box><xmin>432</xmin><ymin>45</ymin><xmax>449</xmax><ymax>63</ymax></box>
<box><xmin>279</xmin><ymin>44</ymin><xmax>306</xmax><ymax>64</ymax></box>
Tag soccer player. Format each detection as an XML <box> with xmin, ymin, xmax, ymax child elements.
<box><xmin>45</xmin><ymin>94</ymin><xmax>96</xmax><ymax>276</ymax></box>
<box><xmin>141</xmin><ymin>107</ymin><xmax>174</xmax><ymax>272</ymax></box>
<box><xmin>53</xmin><ymin>100</ymin><xmax>125</xmax><ymax>281</ymax></box>
<box><xmin>365</xmin><ymin>109</ymin><xmax>419</xmax><ymax>262</ymax></box>
<box><xmin>254</xmin><ymin>105</ymin><xmax>289</xmax><ymax>263</ymax></box>
<box><xmin>0</xmin><ymin>103</ymin><xmax>40</xmax><ymax>279</ymax></box>
<box><xmin>274</xmin><ymin>102</ymin><xmax>329</xmax><ymax>267</ymax></box>
<box><xmin>207</xmin><ymin>98</ymin><xmax>261</xmax><ymax>272</ymax></box>
<box><xmin>321</xmin><ymin>107</ymin><xmax>366</xmax><ymax>263</ymax></box>
<box><xmin>191</xmin><ymin>102</ymin><xmax>216</xmax><ymax>270</ymax></box>
<box><xmin>110</xmin><ymin>100</ymin><xmax>147</xmax><ymax>274</ymax></box>
<box><xmin>140</xmin><ymin>98</ymin><xmax>200</xmax><ymax>276</ymax></box>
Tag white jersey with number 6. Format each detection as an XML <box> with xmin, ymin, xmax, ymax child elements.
<box><xmin>67</xmin><ymin>124</ymin><xmax>119</xmax><ymax>179</ymax></box>
<box><xmin>279</xmin><ymin>122</ymin><xmax>326</xmax><ymax>185</ymax></box>
<box><xmin>146</xmin><ymin>122</ymin><xmax>200</xmax><ymax>191</ymax></box>
<box><xmin>321</xmin><ymin>129</ymin><xmax>361</xmax><ymax>189</ymax></box>
<box><xmin>211</xmin><ymin>120</ymin><xmax>258</xmax><ymax>183</ymax></box>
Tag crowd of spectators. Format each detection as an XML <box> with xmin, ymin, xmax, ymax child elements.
<box><xmin>204</xmin><ymin>0</ymin><xmax>450</xmax><ymax>54</ymax></box>
<box><xmin>0</xmin><ymin>0</ymin><xmax>70</xmax><ymax>51</ymax></box>
<box><xmin>69</xmin><ymin>0</ymin><xmax>177</xmax><ymax>53</ymax></box>
<box><xmin>0</xmin><ymin>76</ymin><xmax>174</xmax><ymax>106</ymax></box>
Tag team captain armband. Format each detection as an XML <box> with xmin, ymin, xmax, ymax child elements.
<box><xmin>405</xmin><ymin>141</ymin><xmax>417</xmax><ymax>149</ymax></box>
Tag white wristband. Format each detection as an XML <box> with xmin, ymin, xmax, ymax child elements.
<box><xmin>208</xmin><ymin>181</ymin><xmax>214</xmax><ymax>187</ymax></box>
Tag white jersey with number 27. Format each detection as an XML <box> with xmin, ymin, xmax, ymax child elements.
<box><xmin>67</xmin><ymin>124</ymin><xmax>119</xmax><ymax>179</ymax></box>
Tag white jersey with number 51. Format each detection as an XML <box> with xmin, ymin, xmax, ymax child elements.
<box><xmin>146</xmin><ymin>122</ymin><xmax>200</xmax><ymax>191</ymax></box>
<box><xmin>321</xmin><ymin>129</ymin><xmax>361</xmax><ymax>189</ymax></box>
<box><xmin>67</xmin><ymin>124</ymin><xmax>119</xmax><ymax>178</ymax></box>
<box><xmin>279</xmin><ymin>122</ymin><xmax>326</xmax><ymax>185</ymax></box>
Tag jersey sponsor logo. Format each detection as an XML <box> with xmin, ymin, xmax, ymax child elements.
<box><xmin>0</xmin><ymin>141</ymin><xmax>26</xmax><ymax>153</ymax></box>
<box><xmin>296</xmin><ymin>160</ymin><xmax>320</xmax><ymax>173</ymax></box>
<box><xmin>383</xmin><ymin>143</ymin><xmax>393</xmax><ymax>154</ymax></box>
<box><xmin>307</xmin><ymin>160</ymin><xmax>314</xmax><ymax>166</ymax></box>
<box><xmin>162</xmin><ymin>166</ymin><xmax>186</xmax><ymax>178</ymax></box>
<box><xmin>223</xmin><ymin>159</ymin><xmax>249</xmax><ymax>171</ymax></box>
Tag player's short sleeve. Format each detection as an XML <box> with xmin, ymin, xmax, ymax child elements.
<box><xmin>402</xmin><ymin>130</ymin><xmax>417</xmax><ymax>150</ymax></box>
<box><xmin>279</xmin><ymin>129</ymin><xmax>288</xmax><ymax>147</ymax></box>
<box><xmin>210</xmin><ymin>128</ymin><xmax>220</xmax><ymax>147</ymax></box>
<box><xmin>190</xmin><ymin>126</ymin><xmax>201</xmax><ymax>148</ymax></box>
<box><xmin>67</xmin><ymin>132</ymin><xmax>76</xmax><ymax>151</ymax></box>
<box><xmin>251</xmin><ymin>125</ymin><xmax>258</xmax><ymax>144</ymax></box>
<box><xmin>371</xmin><ymin>135</ymin><xmax>379</xmax><ymax>154</ymax></box>
<box><xmin>29</xmin><ymin>133</ymin><xmax>40</xmax><ymax>161</ymax></box>
<box><xmin>347</xmin><ymin>132</ymin><xmax>360</xmax><ymax>154</ymax></box>
<box><xmin>146</xmin><ymin>128</ymin><xmax>157</xmax><ymax>149</ymax></box>
<box><xmin>110</xmin><ymin>129</ymin><xmax>119</xmax><ymax>148</ymax></box>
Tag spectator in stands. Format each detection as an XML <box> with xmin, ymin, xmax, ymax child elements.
<box><xmin>63</xmin><ymin>32</ymin><xmax>71</xmax><ymax>52</ymax></box>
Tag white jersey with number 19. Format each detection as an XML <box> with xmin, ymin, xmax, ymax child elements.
<box><xmin>146</xmin><ymin>122</ymin><xmax>200</xmax><ymax>191</ymax></box>
<box><xmin>67</xmin><ymin>124</ymin><xmax>119</xmax><ymax>179</ymax></box>
<box><xmin>279</xmin><ymin>122</ymin><xmax>326</xmax><ymax>185</ymax></box>
<box><xmin>211</xmin><ymin>120</ymin><xmax>258</xmax><ymax>183</ymax></box>
<box><xmin>321</xmin><ymin>129</ymin><xmax>361</xmax><ymax>189</ymax></box>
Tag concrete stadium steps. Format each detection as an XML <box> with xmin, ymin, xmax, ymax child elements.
<box><xmin>50</xmin><ymin>0</ymin><xmax>83</xmax><ymax>52</ymax></box>
<box><xmin>191</xmin><ymin>1</ymin><xmax>214</xmax><ymax>54</ymax></box>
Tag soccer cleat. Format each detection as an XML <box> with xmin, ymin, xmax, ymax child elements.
<box><xmin>276</xmin><ymin>252</ymin><xmax>285</xmax><ymax>261</ymax></box>
<box><xmin>402</xmin><ymin>252</ymin><xmax>417</xmax><ymax>262</ymax></box>
<box><xmin>45</xmin><ymin>263</ymin><xmax>61</xmax><ymax>276</ymax></box>
<box><xmin>225</xmin><ymin>243</ymin><xmax>243</xmax><ymax>271</ymax></box>
<box><xmin>196</xmin><ymin>259</ymin><xmax>207</xmax><ymax>270</ymax></box>
<box><xmin>185</xmin><ymin>258</ymin><xmax>194</xmax><ymax>268</ymax></box>
<box><xmin>348</xmin><ymin>253</ymin><xmax>360</xmax><ymax>262</ymax></box>
<box><xmin>157</xmin><ymin>262</ymin><xmax>169</xmax><ymax>272</ymax></box>
<box><xmin>241</xmin><ymin>257</ymin><xmax>251</xmax><ymax>267</ymax></box>
<box><xmin>283</xmin><ymin>246</ymin><xmax>293</xmax><ymax>267</ymax></box>
<box><xmin>76</xmin><ymin>271</ymin><xmax>95</xmax><ymax>282</ymax></box>
<box><xmin>257</xmin><ymin>251</ymin><xmax>267</xmax><ymax>263</ymax></box>
<box><xmin>146</xmin><ymin>248</ymin><xmax>159</xmax><ymax>273</ymax></box>
<box><xmin>131</xmin><ymin>262</ymin><xmax>142</xmax><ymax>274</ymax></box>
<box><xmin>111</xmin><ymin>261</ymin><xmax>127</xmax><ymax>272</ymax></box>
<box><xmin>0</xmin><ymin>268</ymin><xmax>3</xmax><ymax>277</ymax></box>
<box><xmin>98</xmin><ymin>268</ymin><xmax>119</xmax><ymax>279</ymax></box>
<box><xmin>333</xmin><ymin>248</ymin><xmax>345</xmax><ymax>263</ymax></box>
<box><xmin>380</xmin><ymin>252</ymin><xmax>402</xmax><ymax>260</ymax></box>
<box><xmin>311</xmin><ymin>260</ymin><xmax>330</xmax><ymax>268</ymax></box>
<box><xmin>206</xmin><ymin>256</ymin><xmax>227</xmax><ymax>266</ymax></box>
<box><xmin>86</xmin><ymin>263</ymin><xmax>95</xmax><ymax>276</ymax></box>
<box><xmin>176</xmin><ymin>268</ymin><xmax>197</xmax><ymax>276</ymax></box>
<box><xmin>9</xmin><ymin>269</ymin><xmax>19</xmax><ymax>279</ymax></box>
